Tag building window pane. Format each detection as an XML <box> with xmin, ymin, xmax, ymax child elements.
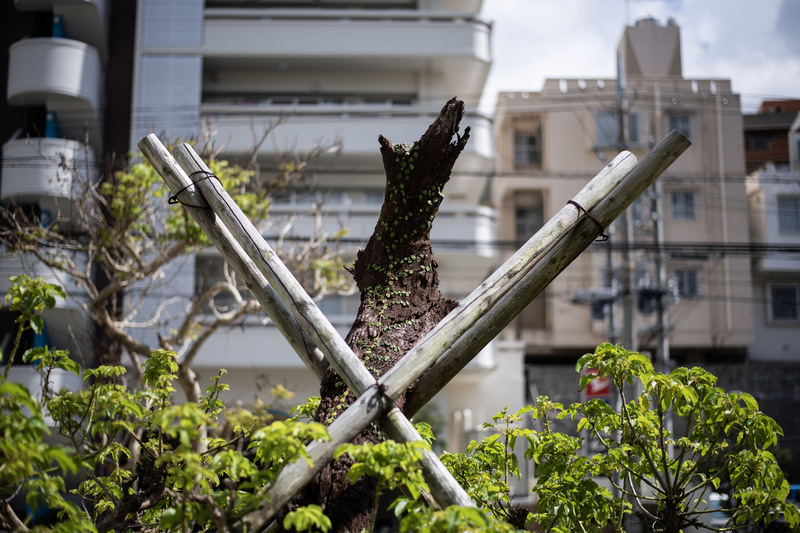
<box><xmin>627</xmin><ymin>113</ymin><xmax>640</xmax><ymax>144</ymax></box>
<box><xmin>514</xmin><ymin>132</ymin><xmax>541</xmax><ymax>167</ymax></box>
<box><xmin>770</xmin><ymin>285</ymin><xmax>799</xmax><ymax>321</ymax></box>
<box><xmin>515</xmin><ymin>205</ymin><xmax>543</xmax><ymax>241</ymax></box>
<box><xmin>596</xmin><ymin>111</ymin><xmax>639</xmax><ymax>147</ymax></box>
<box><xmin>596</xmin><ymin>111</ymin><xmax>618</xmax><ymax>148</ymax></box>
<box><xmin>671</xmin><ymin>191</ymin><xmax>696</xmax><ymax>220</ymax></box>
<box><xmin>675</xmin><ymin>269</ymin><xmax>699</xmax><ymax>298</ymax></box>
<box><xmin>667</xmin><ymin>114</ymin><xmax>692</xmax><ymax>140</ymax></box>
<box><xmin>777</xmin><ymin>195</ymin><xmax>800</xmax><ymax>234</ymax></box>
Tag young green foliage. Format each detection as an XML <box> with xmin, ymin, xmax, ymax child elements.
<box><xmin>571</xmin><ymin>343</ymin><xmax>798</xmax><ymax>533</ymax></box>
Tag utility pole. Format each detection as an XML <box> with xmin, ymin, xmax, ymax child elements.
<box><xmin>651</xmin><ymin>183</ymin><xmax>670</xmax><ymax>371</ymax></box>
<box><xmin>616</xmin><ymin>50</ymin><xmax>637</xmax><ymax>353</ymax></box>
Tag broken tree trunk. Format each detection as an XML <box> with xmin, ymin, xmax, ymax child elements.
<box><xmin>284</xmin><ymin>97</ymin><xmax>470</xmax><ymax>532</ymax></box>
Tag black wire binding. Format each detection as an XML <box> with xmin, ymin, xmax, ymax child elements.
<box><xmin>567</xmin><ymin>200</ymin><xmax>609</xmax><ymax>241</ymax></box>
<box><xmin>168</xmin><ymin>170</ymin><xmax>219</xmax><ymax>208</ymax></box>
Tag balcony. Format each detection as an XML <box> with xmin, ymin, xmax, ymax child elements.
<box><xmin>7</xmin><ymin>38</ymin><xmax>104</xmax><ymax>152</ymax></box>
<box><xmin>0</xmin><ymin>251</ymin><xmax>89</xmax><ymax>310</ymax></box>
<box><xmin>267</xmin><ymin>201</ymin><xmax>495</xmax><ymax>251</ymax></box>
<box><xmin>266</xmin><ymin>201</ymin><xmax>495</xmax><ymax>293</ymax></box>
<box><xmin>0</xmin><ymin>252</ymin><xmax>93</xmax><ymax>362</ymax></box>
<box><xmin>7</xmin><ymin>366</ymin><xmax>84</xmax><ymax>424</ymax></box>
<box><xmin>1</xmin><ymin>137</ymin><xmax>97</xmax><ymax>220</ymax></box>
<box><xmin>200</xmin><ymin>9</ymin><xmax>491</xmax><ymax>103</ymax></box>
<box><xmin>14</xmin><ymin>0</ymin><xmax>109</xmax><ymax>61</ymax></box>
<box><xmin>192</xmin><ymin>319</ymin><xmax>352</xmax><ymax>369</ymax></box>
<box><xmin>192</xmin><ymin>311</ymin><xmax>495</xmax><ymax>371</ymax></box>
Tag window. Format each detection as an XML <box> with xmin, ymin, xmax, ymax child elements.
<box><xmin>628</xmin><ymin>113</ymin><xmax>640</xmax><ymax>145</ymax></box>
<box><xmin>777</xmin><ymin>195</ymin><xmax>800</xmax><ymax>234</ymax></box>
<box><xmin>675</xmin><ymin>269</ymin><xmax>699</xmax><ymax>299</ymax></box>
<box><xmin>596</xmin><ymin>111</ymin><xmax>640</xmax><ymax>147</ymax></box>
<box><xmin>514</xmin><ymin>132</ymin><xmax>541</xmax><ymax>167</ymax></box>
<box><xmin>670</xmin><ymin>191</ymin><xmax>696</xmax><ymax>220</ymax></box>
<box><xmin>770</xmin><ymin>285</ymin><xmax>799</xmax><ymax>321</ymax></box>
<box><xmin>747</xmin><ymin>132</ymin><xmax>774</xmax><ymax>151</ymax></box>
<box><xmin>515</xmin><ymin>205</ymin><xmax>543</xmax><ymax>241</ymax></box>
<box><xmin>596</xmin><ymin>111</ymin><xmax>618</xmax><ymax>147</ymax></box>
<box><xmin>667</xmin><ymin>114</ymin><xmax>692</xmax><ymax>140</ymax></box>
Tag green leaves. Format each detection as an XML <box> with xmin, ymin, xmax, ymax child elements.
<box><xmin>4</xmin><ymin>274</ymin><xmax>66</xmax><ymax>322</ymax></box>
<box><xmin>335</xmin><ymin>440</ymin><xmax>430</xmax><ymax>500</ymax></box>
<box><xmin>283</xmin><ymin>504</ymin><xmax>332</xmax><ymax>532</ymax></box>
<box><xmin>565</xmin><ymin>343</ymin><xmax>796</xmax><ymax>532</ymax></box>
<box><xmin>2</xmin><ymin>302</ymin><xmax>795</xmax><ymax>533</ymax></box>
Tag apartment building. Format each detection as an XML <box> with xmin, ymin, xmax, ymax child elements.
<box><xmin>0</xmin><ymin>0</ymin><xmax>135</xmax><ymax>404</ymax></box>
<box><xmin>743</xmin><ymin>99</ymin><xmax>800</xmax><ymax>174</ymax></box>
<box><xmin>742</xmin><ymin>109</ymin><xmax>800</xmax><ymax>482</ymax></box>
<box><xmin>493</xmin><ymin>17</ymin><xmax>754</xmax><ymax>402</ymax></box>
<box><xmin>128</xmin><ymin>0</ymin><xmax>521</xmax><ymax>442</ymax></box>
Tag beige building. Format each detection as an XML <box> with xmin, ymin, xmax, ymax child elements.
<box><xmin>493</xmin><ymin>17</ymin><xmax>753</xmax><ymax>372</ymax></box>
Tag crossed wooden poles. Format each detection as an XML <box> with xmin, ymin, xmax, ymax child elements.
<box><xmin>139</xmin><ymin>128</ymin><xmax>689</xmax><ymax>532</ymax></box>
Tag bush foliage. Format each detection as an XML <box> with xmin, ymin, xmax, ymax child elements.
<box><xmin>1</xmin><ymin>277</ymin><xmax>797</xmax><ymax>532</ymax></box>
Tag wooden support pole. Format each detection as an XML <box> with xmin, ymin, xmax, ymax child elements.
<box><xmin>403</xmin><ymin>130</ymin><xmax>691</xmax><ymax>414</ymax></box>
<box><xmin>170</xmin><ymin>142</ymin><xmax>474</xmax><ymax>509</ymax></box>
<box><xmin>138</xmin><ymin>136</ymin><xmax>474</xmax><ymax>531</ymax></box>
<box><xmin>234</xmin><ymin>132</ymin><xmax>688</xmax><ymax>530</ymax></box>
<box><xmin>141</xmin><ymin>129</ymin><xmax>688</xmax><ymax>532</ymax></box>
<box><xmin>169</xmin><ymin>143</ymin><xmax>376</xmax><ymax>396</ymax></box>
<box><xmin>137</xmin><ymin>135</ymin><xmax>328</xmax><ymax>379</ymax></box>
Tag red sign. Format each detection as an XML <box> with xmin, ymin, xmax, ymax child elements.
<box><xmin>583</xmin><ymin>367</ymin><xmax>611</xmax><ymax>399</ymax></box>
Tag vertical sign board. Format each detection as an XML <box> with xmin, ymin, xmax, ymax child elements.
<box><xmin>581</xmin><ymin>367</ymin><xmax>613</xmax><ymax>454</ymax></box>
<box><xmin>582</xmin><ymin>367</ymin><xmax>612</xmax><ymax>403</ymax></box>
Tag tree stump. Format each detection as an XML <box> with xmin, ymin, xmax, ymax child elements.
<box><xmin>285</xmin><ymin>98</ymin><xmax>470</xmax><ymax>532</ymax></box>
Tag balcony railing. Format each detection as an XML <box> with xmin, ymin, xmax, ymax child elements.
<box><xmin>1</xmin><ymin>137</ymin><xmax>96</xmax><ymax>205</ymax></box>
<box><xmin>202</xmin><ymin>103</ymin><xmax>494</xmax><ymax>159</ymax></box>
<box><xmin>8</xmin><ymin>38</ymin><xmax>103</xmax><ymax>110</ymax></box>
<box><xmin>266</xmin><ymin>201</ymin><xmax>496</xmax><ymax>257</ymax></box>
<box><xmin>198</xmin><ymin>9</ymin><xmax>491</xmax><ymax>102</ymax></box>
<box><xmin>7</xmin><ymin>38</ymin><xmax>104</xmax><ymax>152</ymax></box>
<box><xmin>202</xmin><ymin>8</ymin><xmax>490</xmax><ymax>60</ymax></box>
<box><xmin>14</xmin><ymin>0</ymin><xmax>109</xmax><ymax>61</ymax></box>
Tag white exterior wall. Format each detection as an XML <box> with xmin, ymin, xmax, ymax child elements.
<box><xmin>746</xmin><ymin>167</ymin><xmax>800</xmax><ymax>362</ymax></box>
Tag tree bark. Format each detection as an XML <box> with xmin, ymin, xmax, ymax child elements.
<box><xmin>285</xmin><ymin>98</ymin><xmax>470</xmax><ymax>532</ymax></box>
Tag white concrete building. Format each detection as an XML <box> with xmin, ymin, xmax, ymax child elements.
<box><xmin>129</xmin><ymin>0</ymin><xmax>524</xmax><ymax>447</ymax></box>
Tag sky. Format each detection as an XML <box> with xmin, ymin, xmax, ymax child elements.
<box><xmin>477</xmin><ymin>0</ymin><xmax>800</xmax><ymax>115</ymax></box>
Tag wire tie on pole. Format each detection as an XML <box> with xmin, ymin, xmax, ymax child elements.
<box><xmin>568</xmin><ymin>200</ymin><xmax>609</xmax><ymax>241</ymax></box>
<box><xmin>168</xmin><ymin>170</ymin><xmax>219</xmax><ymax>208</ymax></box>
<box><xmin>376</xmin><ymin>382</ymin><xmax>403</xmax><ymax>410</ymax></box>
